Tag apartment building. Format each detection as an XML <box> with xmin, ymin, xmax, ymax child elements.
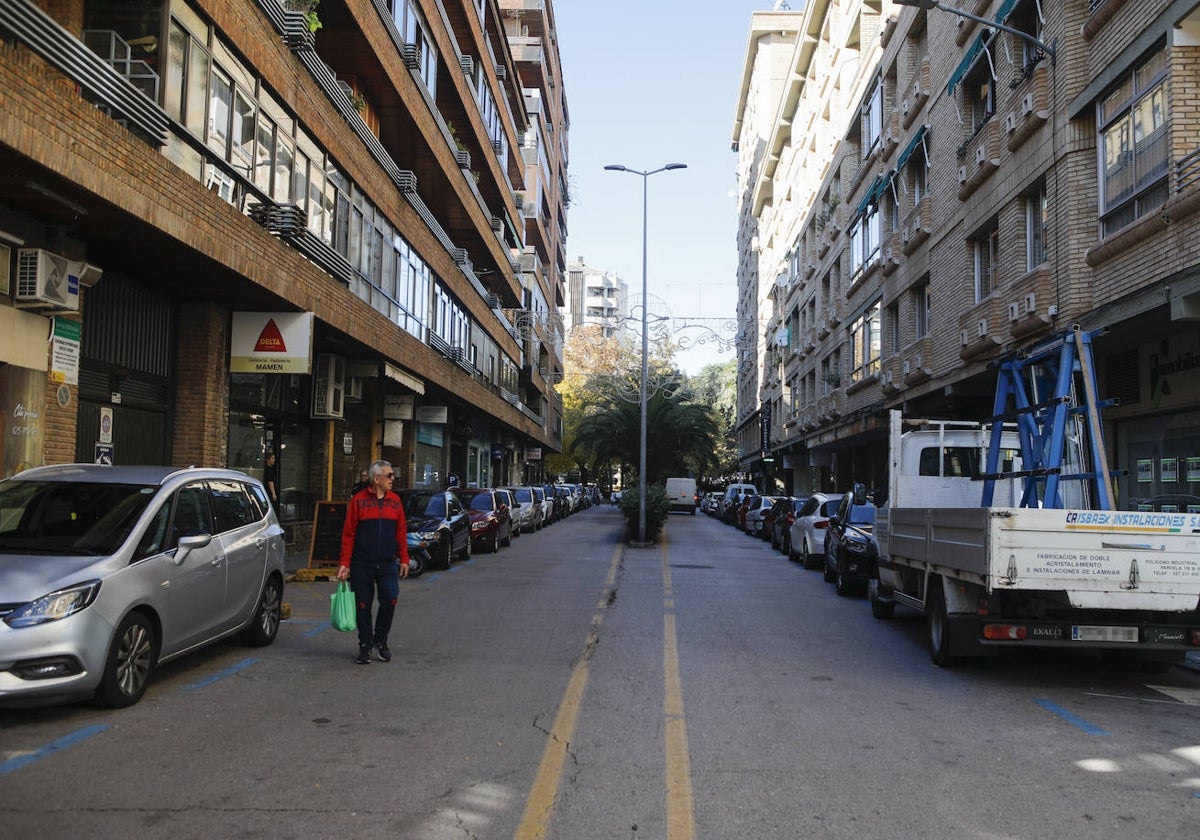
<box><xmin>736</xmin><ymin>0</ymin><xmax>1200</xmax><ymax>511</ymax></box>
<box><xmin>564</xmin><ymin>256</ymin><xmax>628</xmax><ymax>338</ymax></box>
<box><xmin>0</xmin><ymin>0</ymin><xmax>567</xmax><ymax>543</ymax></box>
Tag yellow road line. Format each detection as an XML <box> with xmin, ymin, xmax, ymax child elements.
<box><xmin>514</xmin><ymin>541</ymin><xmax>623</xmax><ymax>840</ymax></box>
<box><xmin>661</xmin><ymin>537</ymin><xmax>696</xmax><ymax>840</ymax></box>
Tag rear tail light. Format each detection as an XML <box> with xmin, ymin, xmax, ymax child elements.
<box><xmin>1191</xmin><ymin>630</ymin><xmax>1200</xmax><ymax>646</ymax></box>
<box><xmin>983</xmin><ymin>624</ymin><xmax>1027</xmax><ymax>641</ymax></box>
<box><xmin>815</xmin><ymin>521</ymin><xmax>828</xmax><ymax>529</ymax></box>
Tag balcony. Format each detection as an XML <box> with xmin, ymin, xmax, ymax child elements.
<box><xmin>902</xmin><ymin>337</ymin><xmax>934</xmax><ymax>386</ymax></box>
<box><xmin>902</xmin><ymin>196</ymin><xmax>932</xmax><ymax>254</ymax></box>
<box><xmin>1005</xmin><ymin>64</ymin><xmax>1049</xmax><ymax>152</ymax></box>
<box><xmin>957</xmin><ymin>297</ymin><xmax>1006</xmax><ymax>362</ymax></box>
<box><xmin>881</xmin><ymin>231</ymin><xmax>903</xmax><ymax>276</ymax></box>
<box><xmin>901</xmin><ymin>57</ymin><xmax>930</xmax><ymax>129</ymax></box>
<box><xmin>1006</xmin><ymin>266</ymin><xmax>1056</xmax><ymax>341</ymax></box>
<box><xmin>957</xmin><ymin>118</ymin><xmax>1001</xmax><ymax>200</ymax></box>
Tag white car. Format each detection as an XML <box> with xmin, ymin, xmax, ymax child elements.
<box><xmin>0</xmin><ymin>465</ymin><xmax>285</xmax><ymax>708</ymax></box>
<box><xmin>788</xmin><ymin>492</ymin><xmax>845</xmax><ymax>568</ymax></box>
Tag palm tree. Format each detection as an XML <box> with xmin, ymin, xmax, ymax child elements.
<box><xmin>575</xmin><ymin>375</ymin><xmax>718</xmax><ymax>484</ymax></box>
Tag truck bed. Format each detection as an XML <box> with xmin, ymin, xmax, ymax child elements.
<box><xmin>886</xmin><ymin>506</ymin><xmax>1200</xmax><ymax>611</ymax></box>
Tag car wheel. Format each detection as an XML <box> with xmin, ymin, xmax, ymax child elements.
<box><xmin>94</xmin><ymin>612</ymin><xmax>156</xmax><ymax>708</ymax></box>
<box><xmin>435</xmin><ymin>536</ymin><xmax>453</xmax><ymax>570</ymax></box>
<box><xmin>459</xmin><ymin>533</ymin><xmax>472</xmax><ymax>561</ymax></box>
<box><xmin>502</xmin><ymin>525</ymin><xmax>512</xmax><ymax>547</ymax></box>
<box><xmin>823</xmin><ymin>551</ymin><xmax>836</xmax><ymax>583</ymax></box>
<box><xmin>787</xmin><ymin>536</ymin><xmax>800</xmax><ymax>562</ymax></box>
<box><xmin>869</xmin><ymin>579</ymin><xmax>895</xmax><ymax>619</ymax></box>
<box><xmin>489</xmin><ymin>530</ymin><xmax>500</xmax><ymax>553</ymax></box>
<box><xmin>406</xmin><ymin>552</ymin><xmax>425</xmax><ymax>578</ymax></box>
<box><xmin>927</xmin><ymin>580</ymin><xmax>961</xmax><ymax>667</ymax></box>
<box><xmin>835</xmin><ymin>565</ymin><xmax>852</xmax><ymax>597</ymax></box>
<box><xmin>241</xmin><ymin>576</ymin><xmax>282</xmax><ymax>646</ymax></box>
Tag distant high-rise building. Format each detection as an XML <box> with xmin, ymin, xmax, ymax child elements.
<box><xmin>565</xmin><ymin>257</ymin><xmax>628</xmax><ymax>338</ymax></box>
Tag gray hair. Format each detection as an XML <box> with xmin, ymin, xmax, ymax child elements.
<box><xmin>368</xmin><ymin>460</ymin><xmax>392</xmax><ymax>479</ymax></box>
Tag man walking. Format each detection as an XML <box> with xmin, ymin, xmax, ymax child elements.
<box><xmin>338</xmin><ymin>460</ymin><xmax>410</xmax><ymax>664</ymax></box>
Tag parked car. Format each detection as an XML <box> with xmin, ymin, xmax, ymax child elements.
<box><xmin>719</xmin><ymin>483</ymin><xmax>757</xmax><ymax>521</ymax></box>
<box><xmin>700</xmin><ymin>491</ymin><xmax>720</xmax><ymax>515</ymax></box>
<box><xmin>399</xmin><ymin>489</ymin><xmax>471</xmax><ymax>570</ymax></box>
<box><xmin>458</xmin><ymin>488</ymin><xmax>513</xmax><ymax>553</ymax></box>
<box><xmin>767</xmin><ymin>496</ymin><xmax>808</xmax><ymax>551</ymax></box>
<box><xmin>505</xmin><ymin>486</ymin><xmax>543</xmax><ymax>533</ymax></box>
<box><xmin>530</xmin><ymin>485</ymin><xmax>548</xmax><ymax>529</ymax></box>
<box><xmin>743</xmin><ymin>495</ymin><xmax>778</xmax><ymax>536</ymax></box>
<box><xmin>610</xmin><ymin>489</ymin><xmax>623</xmax><ymax>505</ymax></box>
<box><xmin>539</xmin><ymin>484</ymin><xmax>557</xmax><ymax>525</ymax></box>
<box><xmin>823</xmin><ymin>491</ymin><xmax>879</xmax><ymax>596</ymax></box>
<box><xmin>0</xmin><ymin>464</ymin><xmax>286</xmax><ymax>708</ymax></box>
<box><xmin>788</xmin><ymin>492</ymin><xmax>844</xmax><ymax>569</ymax></box>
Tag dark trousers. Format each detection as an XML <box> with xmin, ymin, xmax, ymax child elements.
<box><xmin>348</xmin><ymin>559</ymin><xmax>399</xmax><ymax>651</ymax></box>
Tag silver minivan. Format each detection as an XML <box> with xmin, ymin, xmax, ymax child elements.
<box><xmin>0</xmin><ymin>464</ymin><xmax>286</xmax><ymax>708</ymax></box>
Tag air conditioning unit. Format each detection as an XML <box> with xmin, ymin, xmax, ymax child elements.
<box><xmin>960</xmin><ymin>329</ymin><xmax>971</xmax><ymax>346</ymax></box>
<box><xmin>16</xmin><ymin>249</ymin><xmax>81</xmax><ymax>311</ymax></box>
<box><xmin>344</xmin><ymin>376</ymin><xmax>364</xmax><ymax>402</ymax></box>
<box><xmin>494</xmin><ymin>65</ymin><xmax>506</xmax><ymax>80</ymax></box>
<box><xmin>1008</xmin><ymin>301</ymin><xmax>1021</xmax><ymax>322</ymax></box>
<box><xmin>976</xmin><ymin>318</ymin><xmax>989</xmax><ymax>338</ymax></box>
<box><xmin>1024</xmin><ymin>292</ymin><xmax>1037</xmax><ymax>314</ymax></box>
<box><xmin>958</xmin><ymin>165</ymin><xmax>969</xmax><ymax>185</ymax></box>
<box><xmin>311</xmin><ymin>353</ymin><xmax>345</xmax><ymax>419</ymax></box>
<box><xmin>1021</xmin><ymin>92</ymin><xmax>1035</xmax><ymax>117</ymax></box>
<box><xmin>1004</xmin><ymin>112</ymin><xmax>1017</xmax><ymax>134</ymax></box>
<box><xmin>459</xmin><ymin>55</ymin><xmax>475</xmax><ymax>76</ymax></box>
<box><xmin>974</xmin><ymin>145</ymin><xmax>987</xmax><ymax>166</ymax></box>
<box><xmin>901</xmin><ymin>98</ymin><xmax>911</xmax><ymax>116</ymax></box>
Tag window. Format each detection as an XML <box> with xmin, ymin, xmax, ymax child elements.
<box><xmin>1025</xmin><ymin>184</ymin><xmax>1047</xmax><ymax>271</ymax></box>
<box><xmin>821</xmin><ymin>351</ymin><xmax>841</xmax><ymax>394</ymax></box>
<box><xmin>972</xmin><ymin>221</ymin><xmax>999</xmax><ymax>302</ymax></box>
<box><xmin>887</xmin><ymin>302</ymin><xmax>900</xmax><ymax>355</ymax></box>
<box><xmin>963</xmin><ymin>41</ymin><xmax>995</xmax><ymax>134</ymax></box>
<box><xmin>1009</xmin><ymin>0</ymin><xmax>1046</xmax><ymax>70</ymax></box>
<box><xmin>910</xmin><ymin>147</ymin><xmax>927</xmax><ymax>202</ymax></box>
<box><xmin>863</xmin><ymin>80</ymin><xmax>883</xmax><ymax>155</ymax></box>
<box><xmin>1098</xmin><ymin>44</ymin><xmax>1168</xmax><ymax>237</ymax></box>
<box><xmin>850</xmin><ymin>204</ymin><xmax>881</xmax><ymax>276</ymax></box>
<box><xmin>849</xmin><ymin>301</ymin><xmax>882</xmax><ymax>384</ymax></box>
<box><xmin>912</xmin><ymin>281</ymin><xmax>929</xmax><ymax>339</ymax></box>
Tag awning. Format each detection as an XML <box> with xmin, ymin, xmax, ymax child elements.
<box><xmin>384</xmin><ymin>362</ymin><xmax>425</xmax><ymax>394</ymax></box>
<box><xmin>851</xmin><ymin>174</ymin><xmax>890</xmax><ymax>222</ymax></box>
<box><xmin>896</xmin><ymin>125</ymin><xmax>929</xmax><ymax>171</ymax></box>
<box><xmin>947</xmin><ymin>0</ymin><xmax>1020</xmax><ymax>95</ymax></box>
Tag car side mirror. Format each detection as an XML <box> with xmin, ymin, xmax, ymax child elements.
<box><xmin>174</xmin><ymin>532</ymin><xmax>213</xmax><ymax>564</ymax></box>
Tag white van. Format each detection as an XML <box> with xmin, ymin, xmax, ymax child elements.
<box><xmin>720</xmin><ymin>483</ymin><xmax>757</xmax><ymax>519</ymax></box>
<box><xmin>664</xmin><ymin>477</ymin><xmax>698</xmax><ymax>514</ymax></box>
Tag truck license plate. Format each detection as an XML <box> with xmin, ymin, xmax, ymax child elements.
<box><xmin>1072</xmin><ymin>625</ymin><xmax>1138</xmax><ymax>643</ymax></box>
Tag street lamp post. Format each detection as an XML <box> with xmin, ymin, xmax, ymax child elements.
<box><xmin>604</xmin><ymin>162</ymin><xmax>687</xmax><ymax>544</ymax></box>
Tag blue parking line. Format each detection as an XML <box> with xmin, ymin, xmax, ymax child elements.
<box><xmin>0</xmin><ymin>724</ymin><xmax>109</xmax><ymax>775</ymax></box>
<box><xmin>183</xmin><ymin>657</ymin><xmax>258</xmax><ymax>690</ymax></box>
<box><xmin>1033</xmin><ymin>699</ymin><xmax>1109</xmax><ymax>735</ymax></box>
<box><xmin>302</xmin><ymin>623</ymin><xmax>330</xmax><ymax>638</ymax></box>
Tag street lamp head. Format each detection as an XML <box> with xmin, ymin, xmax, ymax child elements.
<box><xmin>664</xmin><ymin>163</ymin><xmax>688</xmax><ymax>171</ymax></box>
<box><xmin>604</xmin><ymin>164</ymin><xmax>628</xmax><ymax>172</ymax></box>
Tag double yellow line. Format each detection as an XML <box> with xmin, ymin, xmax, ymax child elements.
<box><xmin>514</xmin><ymin>537</ymin><xmax>696</xmax><ymax>840</ymax></box>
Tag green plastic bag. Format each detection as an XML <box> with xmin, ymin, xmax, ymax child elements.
<box><xmin>330</xmin><ymin>580</ymin><xmax>356</xmax><ymax>632</ymax></box>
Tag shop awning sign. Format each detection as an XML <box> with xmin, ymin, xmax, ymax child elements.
<box><xmin>230</xmin><ymin>312</ymin><xmax>314</xmax><ymax>373</ymax></box>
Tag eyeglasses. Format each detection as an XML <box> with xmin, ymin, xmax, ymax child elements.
<box><xmin>382</xmin><ymin>473</ymin><xmax>395</xmax><ymax>479</ymax></box>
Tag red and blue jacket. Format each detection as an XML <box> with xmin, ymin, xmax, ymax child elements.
<box><xmin>340</xmin><ymin>489</ymin><xmax>410</xmax><ymax>568</ymax></box>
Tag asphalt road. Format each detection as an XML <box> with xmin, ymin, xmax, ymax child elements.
<box><xmin>2</xmin><ymin>504</ymin><xmax>1198</xmax><ymax>839</ymax></box>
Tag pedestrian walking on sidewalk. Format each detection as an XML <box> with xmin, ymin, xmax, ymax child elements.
<box><xmin>338</xmin><ymin>460</ymin><xmax>410</xmax><ymax>664</ymax></box>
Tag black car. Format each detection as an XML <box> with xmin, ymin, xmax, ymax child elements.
<box><xmin>399</xmin><ymin>489</ymin><xmax>471</xmax><ymax>570</ymax></box>
<box><xmin>771</xmin><ymin>496</ymin><xmax>810</xmax><ymax>554</ymax></box>
<box><xmin>823</xmin><ymin>489</ymin><xmax>879</xmax><ymax>597</ymax></box>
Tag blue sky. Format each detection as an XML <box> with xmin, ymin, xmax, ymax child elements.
<box><xmin>553</xmin><ymin>2</ymin><xmax>774</xmax><ymax>374</ymax></box>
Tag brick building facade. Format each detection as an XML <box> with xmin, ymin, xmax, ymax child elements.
<box><xmin>0</xmin><ymin>0</ymin><xmax>568</xmax><ymax>547</ymax></box>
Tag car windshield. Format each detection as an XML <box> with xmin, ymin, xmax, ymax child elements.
<box><xmin>0</xmin><ymin>480</ymin><xmax>159</xmax><ymax>555</ymax></box>
<box><xmin>466</xmin><ymin>493</ymin><xmax>495</xmax><ymax>511</ymax></box>
<box><xmin>403</xmin><ymin>492</ymin><xmax>445</xmax><ymax>518</ymax></box>
<box><xmin>514</xmin><ymin>489</ymin><xmax>532</xmax><ymax>502</ymax></box>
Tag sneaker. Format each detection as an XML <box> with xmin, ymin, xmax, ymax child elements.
<box><xmin>376</xmin><ymin>642</ymin><xmax>392</xmax><ymax>662</ymax></box>
<box><xmin>356</xmin><ymin>646</ymin><xmax>372</xmax><ymax>665</ymax></box>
